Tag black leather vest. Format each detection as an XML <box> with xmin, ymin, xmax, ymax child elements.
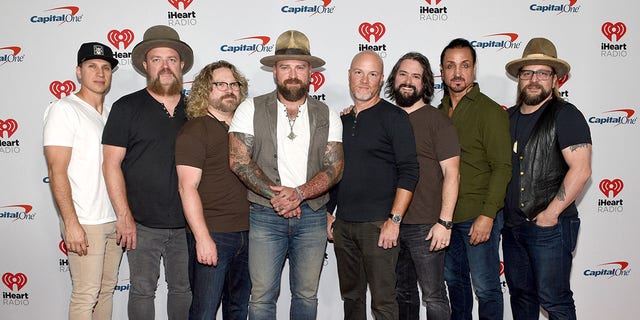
<box><xmin>510</xmin><ymin>99</ymin><xmax>568</xmax><ymax>220</ymax></box>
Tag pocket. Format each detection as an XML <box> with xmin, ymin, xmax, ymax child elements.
<box><xmin>567</xmin><ymin>217</ymin><xmax>581</xmax><ymax>252</ymax></box>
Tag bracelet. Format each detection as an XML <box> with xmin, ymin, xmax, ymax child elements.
<box><xmin>295</xmin><ymin>186</ymin><xmax>304</xmax><ymax>203</ymax></box>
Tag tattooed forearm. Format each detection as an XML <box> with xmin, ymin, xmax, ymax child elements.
<box><xmin>556</xmin><ymin>184</ymin><xmax>566</xmax><ymax>201</ymax></box>
<box><xmin>299</xmin><ymin>142</ymin><xmax>344</xmax><ymax>200</ymax></box>
<box><xmin>569</xmin><ymin>143</ymin><xmax>589</xmax><ymax>152</ymax></box>
<box><xmin>229</xmin><ymin>132</ymin><xmax>276</xmax><ymax>199</ymax></box>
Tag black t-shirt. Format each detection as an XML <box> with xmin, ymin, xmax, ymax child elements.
<box><xmin>504</xmin><ymin>100</ymin><xmax>591</xmax><ymax>226</ymax></box>
<box><xmin>102</xmin><ymin>88</ymin><xmax>187</xmax><ymax>228</ymax></box>
<box><xmin>330</xmin><ymin>99</ymin><xmax>419</xmax><ymax>222</ymax></box>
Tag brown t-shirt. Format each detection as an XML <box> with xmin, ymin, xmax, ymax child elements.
<box><xmin>403</xmin><ymin>105</ymin><xmax>460</xmax><ymax>225</ymax></box>
<box><xmin>175</xmin><ymin>115</ymin><xmax>249</xmax><ymax>233</ymax></box>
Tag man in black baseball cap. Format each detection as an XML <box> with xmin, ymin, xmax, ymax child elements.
<box><xmin>44</xmin><ymin>40</ymin><xmax>122</xmax><ymax>319</ymax></box>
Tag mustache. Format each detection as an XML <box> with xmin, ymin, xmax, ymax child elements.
<box><xmin>451</xmin><ymin>76</ymin><xmax>465</xmax><ymax>82</ymax></box>
<box><xmin>284</xmin><ymin>78</ymin><xmax>305</xmax><ymax>85</ymax></box>
<box><xmin>398</xmin><ymin>84</ymin><xmax>417</xmax><ymax>91</ymax></box>
<box><xmin>525</xmin><ymin>83</ymin><xmax>543</xmax><ymax>90</ymax></box>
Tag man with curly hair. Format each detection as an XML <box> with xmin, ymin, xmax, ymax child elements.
<box><xmin>175</xmin><ymin>60</ymin><xmax>251</xmax><ymax>319</ymax></box>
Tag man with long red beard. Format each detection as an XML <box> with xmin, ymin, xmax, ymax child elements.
<box><xmin>503</xmin><ymin>37</ymin><xmax>592</xmax><ymax>320</ymax></box>
<box><xmin>229</xmin><ymin>30</ymin><xmax>344</xmax><ymax>320</ymax></box>
<box><xmin>102</xmin><ymin>25</ymin><xmax>194</xmax><ymax>320</ymax></box>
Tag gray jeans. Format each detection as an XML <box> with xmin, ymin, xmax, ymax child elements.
<box><xmin>127</xmin><ymin>223</ymin><xmax>191</xmax><ymax>320</ymax></box>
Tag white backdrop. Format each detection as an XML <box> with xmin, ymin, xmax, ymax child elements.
<box><xmin>1</xmin><ymin>1</ymin><xmax>637</xmax><ymax>319</ymax></box>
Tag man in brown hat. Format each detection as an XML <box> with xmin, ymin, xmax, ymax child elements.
<box><xmin>102</xmin><ymin>25</ymin><xmax>193</xmax><ymax>319</ymax></box>
<box><xmin>228</xmin><ymin>29</ymin><xmax>344</xmax><ymax>319</ymax></box>
<box><xmin>502</xmin><ymin>37</ymin><xmax>592</xmax><ymax>320</ymax></box>
<box><xmin>44</xmin><ymin>41</ymin><xmax>121</xmax><ymax>320</ymax></box>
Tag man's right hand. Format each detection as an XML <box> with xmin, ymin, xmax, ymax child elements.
<box><xmin>196</xmin><ymin>237</ymin><xmax>218</xmax><ymax>266</ymax></box>
<box><xmin>116</xmin><ymin>213</ymin><xmax>137</xmax><ymax>250</ymax></box>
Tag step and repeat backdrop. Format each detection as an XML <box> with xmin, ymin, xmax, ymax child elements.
<box><xmin>1</xmin><ymin>0</ymin><xmax>637</xmax><ymax>319</ymax></box>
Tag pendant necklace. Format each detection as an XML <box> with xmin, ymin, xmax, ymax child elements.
<box><xmin>285</xmin><ymin>106</ymin><xmax>300</xmax><ymax>140</ymax></box>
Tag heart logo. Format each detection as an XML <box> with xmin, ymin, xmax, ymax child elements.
<box><xmin>168</xmin><ymin>0</ymin><xmax>193</xmax><ymax>10</ymax></box>
<box><xmin>557</xmin><ymin>74</ymin><xmax>569</xmax><ymax>88</ymax></box>
<box><xmin>49</xmin><ymin>80</ymin><xmax>76</xmax><ymax>99</ymax></box>
<box><xmin>59</xmin><ymin>239</ymin><xmax>68</xmax><ymax>256</ymax></box>
<box><xmin>358</xmin><ymin>22</ymin><xmax>386</xmax><ymax>43</ymax></box>
<box><xmin>601</xmin><ymin>22</ymin><xmax>626</xmax><ymax>42</ymax></box>
<box><xmin>107</xmin><ymin>29</ymin><xmax>135</xmax><ymax>50</ymax></box>
<box><xmin>499</xmin><ymin>261</ymin><xmax>505</xmax><ymax>276</ymax></box>
<box><xmin>0</xmin><ymin>118</ymin><xmax>18</xmax><ymax>138</ymax></box>
<box><xmin>310</xmin><ymin>72</ymin><xmax>325</xmax><ymax>92</ymax></box>
<box><xmin>425</xmin><ymin>0</ymin><xmax>442</xmax><ymax>4</ymax></box>
<box><xmin>2</xmin><ymin>272</ymin><xmax>28</xmax><ymax>291</ymax></box>
<box><xmin>599</xmin><ymin>179</ymin><xmax>624</xmax><ymax>198</ymax></box>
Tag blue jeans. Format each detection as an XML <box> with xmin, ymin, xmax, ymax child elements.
<box><xmin>248</xmin><ymin>203</ymin><xmax>327</xmax><ymax>320</ymax></box>
<box><xmin>127</xmin><ymin>223</ymin><xmax>192</xmax><ymax>320</ymax></box>
<box><xmin>187</xmin><ymin>231</ymin><xmax>250</xmax><ymax>320</ymax></box>
<box><xmin>333</xmin><ymin>219</ymin><xmax>399</xmax><ymax>320</ymax></box>
<box><xmin>396</xmin><ymin>223</ymin><xmax>450</xmax><ymax>320</ymax></box>
<box><xmin>502</xmin><ymin>216</ymin><xmax>580</xmax><ymax>320</ymax></box>
<box><xmin>445</xmin><ymin>212</ymin><xmax>503</xmax><ymax>320</ymax></box>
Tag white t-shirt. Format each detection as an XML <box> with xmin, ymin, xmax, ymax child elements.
<box><xmin>229</xmin><ymin>97</ymin><xmax>342</xmax><ymax>188</ymax></box>
<box><xmin>43</xmin><ymin>94</ymin><xmax>116</xmax><ymax>225</ymax></box>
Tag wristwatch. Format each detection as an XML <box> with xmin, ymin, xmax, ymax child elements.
<box><xmin>437</xmin><ymin>218</ymin><xmax>453</xmax><ymax>230</ymax></box>
<box><xmin>388</xmin><ymin>213</ymin><xmax>403</xmax><ymax>224</ymax></box>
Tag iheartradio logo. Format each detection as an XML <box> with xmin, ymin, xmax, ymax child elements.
<box><xmin>558</xmin><ymin>74</ymin><xmax>569</xmax><ymax>88</ymax></box>
<box><xmin>0</xmin><ymin>119</ymin><xmax>18</xmax><ymax>138</ymax></box>
<box><xmin>602</xmin><ymin>22</ymin><xmax>626</xmax><ymax>42</ymax></box>
<box><xmin>2</xmin><ymin>272</ymin><xmax>28</xmax><ymax>291</ymax></box>
<box><xmin>168</xmin><ymin>0</ymin><xmax>193</xmax><ymax>10</ymax></box>
<box><xmin>107</xmin><ymin>29</ymin><xmax>135</xmax><ymax>50</ymax></box>
<box><xmin>59</xmin><ymin>239</ymin><xmax>68</xmax><ymax>256</ymax></box>
<box><xmin>425</xmin><ymin>0</ymin><xmax>442</xmax><ymax>4</ymax></box>
<box><xmin>499</xmin><ymin>261</ymin><xmax>505</xmax><ymax>276</ymax></box>
<box><xmin>599</xmin><ymin>178</ymin><xmax>623</xmax><ymax>198</ymax></box>
<box><xmin>310</xmin><ymin>72</ymin><xmax>325</xmax><ymax>92</ymax></box>
<box><xmin>49</xmin><ymin>80</ymin><xmax>76</xmax><ymax>99</ymax></box>
<box><xmin>358</xmin><ymin>22</ymin><xmax>386</xmax><ymax>43</ymax></box>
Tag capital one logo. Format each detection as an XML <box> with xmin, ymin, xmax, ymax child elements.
<box><xmin>602</xmin><ymin>22</ymin><xmax>626</xmax><ymax>42</ymax></box>
<box><xmin>49</xmin><ymin>80</ymin><xmax>76</xmax><ymax>99</ymax></box>
<box><xmin>599</xmin><ymin>179</ymin><xmax>623</xmax><ymax>198</ymax></box>
<box><xmin>425</xmin><ymin>0</ymin><xmax>442</xmax><ymax>4</ymax></box>
<box><xmin>59</xmin><ymin>239</ymin><xmax>68</xmax><ymax>256</ymax></box>
<box><xmin>0</xmin><ymin>119</ymin><xmax>18</xmax><ymax>138</ymax></box>
<box><xmin>168</xmin><ymin>0</ymin><xmax>193</xmax><ymax>10</ymax></box>
<box><xmin>310</xmin><ymin>72</ymin><xmax>325</xmax><ymax>92</ymax></box>
<box><xmin>359</xmin><ymin>22</ymin><xmax>386</xmax><ymax>43</ymax></box>
<box><xmin>107</xmin><ymin>29</ymin><xmax>135</xmax><ymax>50</ymax></box>
<box><xmin>2</xmin><ymin>272</ymin><xmax>28</xmax><ymax>291</ymax></box>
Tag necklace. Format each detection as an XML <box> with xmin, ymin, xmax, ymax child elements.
<box><xmin>285</xmin><ymin>106</ymin><xmax>300</xmax><ymax>140</ymax></box>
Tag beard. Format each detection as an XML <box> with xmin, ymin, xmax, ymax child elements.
<box><xmin>147</xmin><ymin>68</ymin><xmax>183</xmax><ymax>95</ymax></box>
<box><xmin>394</xmin><ymin>84</ymin><xmax>422</xmax><ymax>108</ymax></box>
<box><xmin>277</xmin><ymin>78</ymin><xmax>309</xmax><ymax>102</ymax></box>
<box><xmin>519</xmin><ymin>83</ymin><xmax>552</xmax><ymax>106</ymax></box>
<box><xmin>213</xmin><ymin>93</ymin><xmax>240</xmax><ymax>113</ymax></box>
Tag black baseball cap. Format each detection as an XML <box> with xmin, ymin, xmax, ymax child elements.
<box><xmin>77</xmin><ymin>42</ymin><xmax>118</xmax><ymax>69</ymax></box>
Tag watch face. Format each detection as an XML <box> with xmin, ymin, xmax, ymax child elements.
<box><xmin>392</xmin><ymin>215</ymin><xmax>402</xmax><ymax>223</ymax></box>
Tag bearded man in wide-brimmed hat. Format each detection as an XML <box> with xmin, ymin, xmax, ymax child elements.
<box><xmin>102</xmin><ymin>25</ymin><xmax>193</xmax><ymax>320</ymax></box>
<box><xmin>502</xmin><ymin>37</ymin><xmax>592</xmax><ymax>320</ymax></box>
<box><xmin>228</xmin><ymin>29</ymin><xmax>344</xmax><ymax>319</ymax></box>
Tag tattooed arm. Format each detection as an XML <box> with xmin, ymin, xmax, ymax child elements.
<box><xmin>229</xmin><ymin>132</ymin><xmax>277</xmax><ymax>199</ymax></box>
<box><xmin>533</xmin><ymin>143</ymin><xmax>592</xmax><ymax>226</ymax></box>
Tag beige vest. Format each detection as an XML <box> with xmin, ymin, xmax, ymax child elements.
<box><xmin>248</xmin><ymin>90</ymin><xmax>330</xmax><ymax>211</ymax></box>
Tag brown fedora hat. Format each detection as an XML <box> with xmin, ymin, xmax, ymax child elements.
<box><xmin>505</xmin><ymin>37</ymin><xmax>570</xmax><ymax>78</ymax></box>
<box><xmin>131</xmin><ymin>25</ymin><xmax>194</xmax><ymax>75</ymax></box>
<box><xmin>260</xmin><ymin>30</ymin><xmax>325</xmax><ymax>69</ymax></box>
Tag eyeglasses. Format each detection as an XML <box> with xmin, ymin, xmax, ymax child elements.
<box><xmin>518</xmin><ymin>69</ymin><xmax>554</xmax><ymax>81</ymax></box>
<box><xmin>211</xmin><ymin>81</ymin><xmax>242</xmax><ymax>91</ymax></box>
